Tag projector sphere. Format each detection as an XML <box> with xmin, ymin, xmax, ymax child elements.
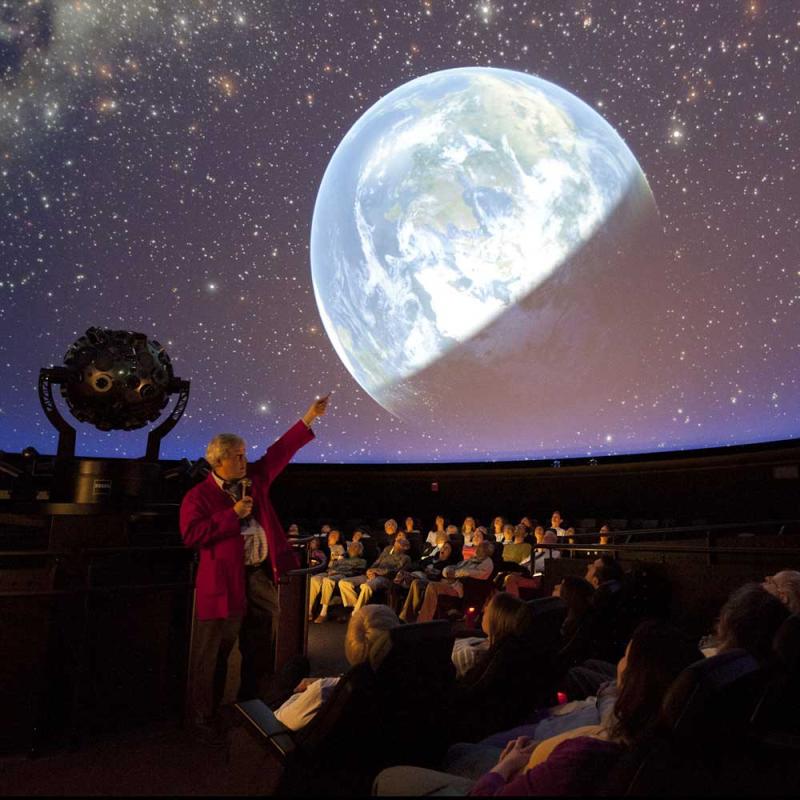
<box><xmin>60</xmin><ymin>327</ymin><xmax>175</xmax><ymax>431</ymax></box>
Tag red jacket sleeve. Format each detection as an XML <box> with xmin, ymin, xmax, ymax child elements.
<box><xmin>180</xmin><ymin>492</ymin><xmax>241</xmax><ymax>549</ymax></box>
<box><xmin>250</xmin><ymin>420</ymin><xmax>314</xmax><ymax>485</ymax></box>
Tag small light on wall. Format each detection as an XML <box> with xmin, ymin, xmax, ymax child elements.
<box><xmin>431</xmin><ymin>481</ymin><xmax>439</xmax><ymax>492</ymax></box>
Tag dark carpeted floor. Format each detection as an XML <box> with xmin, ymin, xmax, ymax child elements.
<box><xmin>0</xmin><ymin>621</ymin><xmax>349</xmax><ymax>796</ymax></box>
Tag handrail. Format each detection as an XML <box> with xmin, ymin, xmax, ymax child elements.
<box><xmin>564</xmin><ymin>519</ymin><xmax>800</xmax><ymax>540</ymax></box>
<box><xmin>533</xmin><ymin>542</ymin><xmax>800</xmax><ymax>557</ymax></box>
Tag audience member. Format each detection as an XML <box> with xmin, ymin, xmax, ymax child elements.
<box><xmin>462</xmin><ymin>526</ymin><xmax>486</xmax><ymax>560</ymax></box>
<box><xmin>451</xmin><ymin>590</ymin><xmax>535</xmax><ymax>678</ymax></box>
<box><xmin>339</xmin><ymin>536</ymin><xmax>411</xmax><ymax>612</ymax></box>
<box><xmin>714</xmin><ymin>582</ymin><xmax>790</xmax><ymax>663</ymax></box>
<box><xmin>415</xmin><ymin>541</ymin><xmax>495</xmax><ymax>623</ymax></box>
<box><xmin>491</xmin><ymin>516</ymin><xmax>505</xmax><ymax>543</ymax></box>
<box><xmin>462</xmin><ymin>516</ymin><xmax>478</xmax><ymax>547</ymax></box>
<box><xmin>326</xmin><ymin>528</ymin><xmax>345</xmax><ymax>563</ymax></box>
<box><xmin>373</xmin><ymin>621</ymin><xmax>700</xmax><ymax>796</ymax></box>
<box><xmin>308</xmin><ymin>536</ymin><xmax>327</xmax><ymax>569</ymax></box>
<box><xmin>274</xmin><ymin>605</ymin><xmax>400</xmax><ymax>730</ymax></box>
<box><xmin>550</xmin><ymin>511</ymin><xmax>566</xmax><ymax>538</ymax></box>
<box><xmin>426</xmin><ymin>515</ymin><xmax>447</xmax><ymax>547</ymax></box>
<box><xmin>762</xmin><ymin>570</ymin><xmax>800</xmax><ymax>614</ymax></box>
<box><xmin>398</xmin><ymin>541</ymin><xmax>459</xmax><ymax>621</ymax></box>
<box><xmin>502</xmin><ymin>526</ymin><xmax>532</xmax><ymax>566</ymax></box>
<box><xmin>309</xmin><ymin>541</ymin><xmax>368</xmax><ymax>623</ymax></box>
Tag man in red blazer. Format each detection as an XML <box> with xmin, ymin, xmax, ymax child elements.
<box><xmin>180</xmin><ymin>393</ymin><xmax>329</xmax><ymax>733</ymax></box>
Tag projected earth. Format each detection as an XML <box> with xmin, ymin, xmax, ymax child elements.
<box><xmin>311</xmin><ymin>67</ymin><xmax>664</xmax><ymax>448</ymax></box>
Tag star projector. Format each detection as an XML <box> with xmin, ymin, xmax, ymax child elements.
<box><xmin>38</xmin><ymin>327</ymin><xmax>190</xmax><ymax>503</ymax></box>
<box><xmin>59</xmin><ymin>327</ymin><xmax>177</xmax><ymax>432</ymax></box>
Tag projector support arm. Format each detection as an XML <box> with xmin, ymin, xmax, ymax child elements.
<box><xmin>38</xmin><ymin>367</ymin><xmax>77</xmax><ymax>460</ymax></box>
<box><xmin>144</xmin><ymin>379</ymin><xmax>191</xmax><ymax>462</ymax></box>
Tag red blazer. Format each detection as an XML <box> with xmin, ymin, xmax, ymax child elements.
<box><xmin>179</xmin><ymin>420</ymin><xmax>314</xmax><ymax>620</ymax></box>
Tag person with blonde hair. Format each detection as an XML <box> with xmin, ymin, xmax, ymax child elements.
<box><xmin>763</xmin><ymin>570</ymin><xmax>800</xmax><ymax>615</ymax></box>
<box><xmin>273</xmin><ymin>605</ymin><xmax>400</xmax><ymax>731</ymax></box>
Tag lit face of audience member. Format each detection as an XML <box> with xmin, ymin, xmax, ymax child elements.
<box><xmin>763</xmin><ymin>571</ymin><xmax>795</xmax><ymax>607</ymax></box>
<box><xmin>493</xmin><ymin>517</ymin><xmax>504</xmax><ymax>535</ymax></box>
<box><xmin>472</xmin><ymin>528</ymin><xmax>486</xmax><ymax>546</ymax></box>
<box><xmin>502</xmin><ymin>524</ymin><xmax>515</xmax><ymax>544</ymax></box>
<box><xmin>437</xmin><ymin>542</ymin><xmax>453</xmax><ymax>562</ymax></box>
<box><xmin>321</xmin><ymin>524</ymin><xmax>331</xmax><ymax>537</ymax></box>
<box><xmin>216</xmin><ymin>441</ymin><xmax>248</xmax><ymax>480</ymax></box>
<box><xmin>435</xmin><ymin>515</ymin><xmax>445</xmax><ymax>531</ymax></box>
<box><xmin>347</xmin><ymin>542</ymin><xmax>363</xmax><ymax>559</ymax></box>
<box><xmin>520</xmin><ymin>516</ymin><xmax>532</xmax><ymax>530</ymax></box>
<box><xmin>288</xmin><ymin>523</ymin><xmax>300</xmax><ymax>537</ymax></box>
<box><xmin>328</xmin><ymin>529</ymin><xmax>341</xmax><ymax>546</ymax></box>
<box><xmin>514</xmin><ymin>526</ymin><xmax>527</xmax><ymax>544</ymax></box>
<box><xmin>463</xmin><ymin>516</ymin><xmax>476</xmax><ymax>534</ymax></box>
<box><xmin>394</xmin><ymin>535</ymin><xmax>410</xmax><ymax>554</ymax></box>
<box><xmin>385</xmin><ymin>519</ymin><xmax>398</xmax><ymax>536</ymax></box>
<box><xmin>351</xmin><ymin>530</ymin><xmax>363</xmax><ymax>543</ymax></box>
<box><xmin>435</xmin><ymin>532</ymin><xmax>448</xmax><ymax>549</ymax></box>
<box><xmin>551</xmin><ymin>511</ymin><xmax>563</xmax><ymax>529</ymax></box>
<box><xmin>446</xmin><ymin>524</ymin><xmax>459</xmax><ymax>539</ymax></box>
<box><xmin>534</xmin><ymin>526</ymin><xmax>545</xmax><ymax>544</ymax></box>
<box><xmin>585</xmin><ymin>558</ymin><xmax>605</xmax><ymax>588</ymax></box>
<box><xmin>599</xmin><ymin>525</ymin><xmax>610</xmax><ymax>546</ymax></box>
<box><xmin>405</xmin><ymin>516</ymin><xmax>415</xmax><ymax>532</ymax></box>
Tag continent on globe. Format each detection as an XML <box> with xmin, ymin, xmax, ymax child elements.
<box><xmin>311</xmin><ymin>67</ymin><xmax>668</xmax><ymax>457</ymax></box>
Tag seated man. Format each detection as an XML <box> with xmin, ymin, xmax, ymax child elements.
<box><xmin>504</xmin><ymin>530</ymin><xmax>560</xmax><ymax>598</ymax></box>
<box><xmin>397</xmin><ymin>540</ymin><xmax>458</xmax><ymax>621</ymax></box>
<box><xmin>502</xmin><ymin>525</ymin><xmax>533</xmax><ymax>567</ymax></box>
<box><xmin>415</xmin><ymin>541</ymin><xmax>495</xmax><ymax>623</ymax></box>
<box><xmin>309</xmin><ymin>541</ymin><xmax>367</xmax><ymax>623</ymax></box>
<box><xmin>339</xmin><ymin>535</ymin><xmax>411</xmax><ymax>612</ymax></box>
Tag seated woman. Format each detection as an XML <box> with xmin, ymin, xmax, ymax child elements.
<box><xmin>503</xmin><ymin>530</ymin><xmax>561</xmax><ymax>599</ymax></box>
<box><xmin>426</xmin><ymin>515</ymin><xmax>447</xmax><ymax>547</ymax></box>
<box><xmin>451</xmin><ymin>590</ymin><xmax>534</xmax><ymax>678</ymax></box>
<box><xmin>462</xmin><ymin>526</ymin><xmax>487</xmax><ymax>560</ymax></box>
<box><xmin>374</xmin><ymin>620</ymin><xmax>701</xmax><ymax>796</ymax></box>
<box><xmin>491</xmin><ymin>516</ymin><xmax>506</xmax><ymax>543</ymax></box>
<box><xmin>274</xmin><ymin>605</ymin><xmax>400</xmax><ymax>730</ymax></box>
<box><xmin>701</xmin><ymin>581</ymin><xmax>790</xmax><ymax>661</ymax></box>
<box><xmin>307</xmin><ymin>536</ymin><xmax>327</xmax><ymax>569</ymax></box>
<box><xmin>325</xmin><ymin>528</ymin><xmax>346</xmax><ymax>564</ymax></box>
<box><xmin>462</xmin><ymin>516</ymin><xmax>478</xmax><ymax>548</ymax></box>
<box><xmin>397</xmin><ymin>540</ymin><xmax>458</xmax><ymax>620</ymax></box>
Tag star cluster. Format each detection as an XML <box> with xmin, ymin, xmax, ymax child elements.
<box><xmin>0</xmin><ymin>0</ymin><xmax>798</xmax><ymax>463</ymax></box>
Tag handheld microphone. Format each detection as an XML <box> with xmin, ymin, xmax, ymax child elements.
<box><xmin>240</xmin><ymin>478</ymin><xmax>252</xmax><ymax>499</ymax></box>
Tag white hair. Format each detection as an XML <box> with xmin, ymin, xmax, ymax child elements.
<box><xmin>205</xmin><ymin>433</ymin><xmax>245</xmax><ymax>467</ymax></box>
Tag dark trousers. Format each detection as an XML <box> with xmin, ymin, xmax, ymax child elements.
<box><xmin>190</xmin><ymin>615</ymin><xmax>241</xmax><ymax>724</ymax></box>
<box><xmin>238</xmin><ymin>565</ymin><xmax>280</xmax><ymax>701</ymax></box>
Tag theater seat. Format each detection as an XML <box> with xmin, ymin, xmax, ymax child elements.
<box><xmin>605</xmin><ymin>650</ymin><xmax>767</xmax><ymax>797</ymax></box>
<box><xmin>231</xmin><ymin>620</ymin><xmax>454</xmax><ymax>796</ymax></box>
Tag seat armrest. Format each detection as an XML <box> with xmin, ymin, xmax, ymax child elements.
<box><xmin>234</xmin><ymin>699</ymin><xmax>297</xmax><ymax>758</ymax></box>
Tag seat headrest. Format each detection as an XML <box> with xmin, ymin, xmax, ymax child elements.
<box><xmin>661</xmin><ymin>649</ymin><xmax>761</xmax><ymax>735</ymax></box>
<box><xmin>773</xmin><ymin>614</ymin><xmax>800</xmax><ymax>672</ymax></box>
